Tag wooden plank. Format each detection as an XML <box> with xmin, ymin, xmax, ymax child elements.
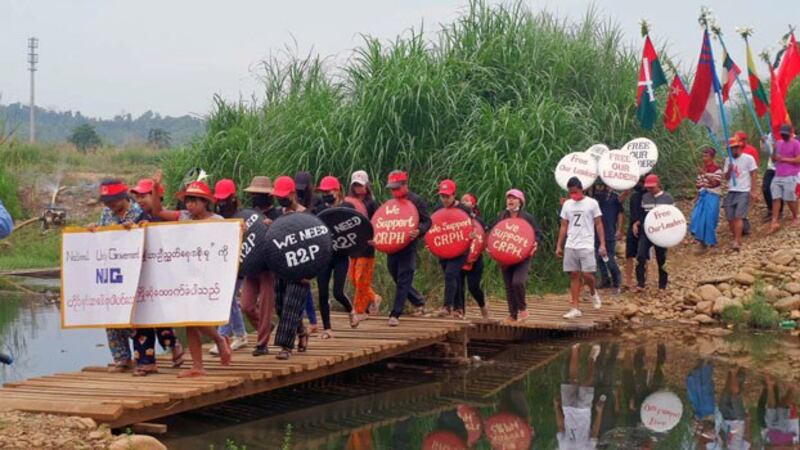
<box><xmin>0</xmin><ymin>398</ymin><xmax>123</xmax><ymax>421</ymax></box>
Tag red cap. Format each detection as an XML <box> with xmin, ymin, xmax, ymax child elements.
<box><xmin>176</xmin><ymin>181</ymin><xmax>215</xmax><ymax>203</ymax></box>
<box><xmin>438</xmin><ymin>179</ymin><xmax>456</xmax><ymax>196</ymax></box>
<box><xmin>213</xmin><ymin>179</ymin><xmax>237</xmax><ymax>200</ymax></box>
<box><xmin>643</xmin><ymin>174</ymin><xmax>660</xmax><ymax>188</ymax></box>
<box><xmin>130</xmin><ymin>178</ymin><xmax>164</xmax><ymax>196</ymax></box>
<box><xmin>728</xmin><ymin>137</ymin><xmax>743</xmax><ymax>147</ymax></box>
<box><xmin>272</xmin><ymin>176</ymin><xmax>296</xmax><ymax>197</ymax></box>
<box><xmin>386</xmin><ymin>170</ymin><xmax>409</xmax><ymax>189</ymax></box>
<box><xmin>735</xmin><ymin>131</ymin><xmax>748</xmax><ymax>142</ymax></box>
<box><xmin>318</xmin><ymin>175</ymin><xmax>341</xmax><ymax>192</ymax></box>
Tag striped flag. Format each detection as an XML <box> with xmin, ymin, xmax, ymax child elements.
<box><xmin>688</xmin><ymin>30</ymin><xmax>722</xmax><ymax>132</ymax></box>
<box><xmin>746</xmin><ymin>40</ymin><xmax>768</xmax><ymax>117</ymax></box>
<box><xmin>721</xmin><ymin>50</ymin><xmax>741</xmax><ymax>103</ymax></box>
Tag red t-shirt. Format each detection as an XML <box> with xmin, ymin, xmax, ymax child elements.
<box><xmin>742</xmin><ymin>144</ymin><xmax>760</xmax><ymax>166</ymax></box>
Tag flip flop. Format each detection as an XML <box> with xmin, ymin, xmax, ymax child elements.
<box><xmin>132</xmin><ymin>366</ymin><xmax>158</xmax><ymax>377</ymax></box>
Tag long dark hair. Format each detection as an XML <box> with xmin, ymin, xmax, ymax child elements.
<box><xmin>347</xmin><ymin>183</ymin><xmax>374</xmax><ymax>201</ymax></box>
<box><xmin>294</xmin><ymin>171</ymin><xmax>315</xmax><ymax>208</ymax></box>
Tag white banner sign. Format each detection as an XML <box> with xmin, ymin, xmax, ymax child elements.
<box><xmin>61</xmin><ymin>227</ymin><xmax>145</xmax><ymax>329</ymax></box>
<box><xmin>132</xmin><ymin>220</ymin><xmax>241</xmax><ymax>327</ymax></box>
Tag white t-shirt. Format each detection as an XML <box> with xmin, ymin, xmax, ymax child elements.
<box><xmin>722</xmin><ymin>153</ymin><xmax>757</xmax><ymax>192</ymax></box>
<box><xmin>560</xmin><ymin>198</ymin><xmax>602</xmax><ymax>250</ymax></box>
<box><xmin>557</xmin><ymin>406</ymin><xmax>595</xmax><ymax>450</ymax></box>
<box><xmin>724</xmin><ymin>420</ymin><xmax>751</xmax><ymax>450</ymax></box>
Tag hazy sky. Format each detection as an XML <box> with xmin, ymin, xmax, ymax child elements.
<box><xmin>1</xmin><ymin>1</ymin><xmax>794</xmax><ymax>119</ymax></box>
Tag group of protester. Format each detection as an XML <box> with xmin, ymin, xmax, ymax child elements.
<box><xmin>690</xmin><ymin>125</ymin><xmax>800</xmax><ymax>252</ymax></box>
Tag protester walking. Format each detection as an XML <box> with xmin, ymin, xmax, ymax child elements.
<box><xmin>384</xmin><ymin>170</ymin><xmax>431</xmax><ymax>327</ymax></box>
<box><xmin>313</xmin><ymin>175</ymin><xmax>357</xmax><ymax>336</ymax></box>
<box><xmin>496</xmin><ymin>188</ymin><xmax>543</xmax><ymax>322</ymax></box>
<box><xmin>557</xmin><ymin>177</ymin><xmax>605</xmax><ymax>320</ymax></box>
<box><xmin>272</xmin><ymin>176</ymin><xmax>312</xmax><ymax>360</ymax></box>
<box><xmin>244</xmin><ymin>176</ymin><xmax>282</xmax><ymax>223</ymax></box>
<box><xmin>151</xmin><ymin>175</ymin><xmax>232</xmax><ymax>377</ymax></box>
<box><xmin>769</xmin><ymin>124</ymin><xmax>800</xmax><ymax>233</ymax></box>
<box><xmin>458</xmin><ymin>193</ymin><xmax>489</xmax><ymax>319</ymax></box>
<box><xmin>345</xmin><ymin>170</ymin><xmax>381</xmax><ymax>321</ymax></box>
<box><xmin>632</xmin><ymin>174</ymin><xmax>674</xmax><ymax>291</ymax></box>
<box><xmin>623</xmin><ymin>180</ymin><xmax>645</xmax><ymax>291</ymax></box>
<box><xmin>590</xmin><ymin>180</ymin><xmax>624</xmax><ymax>294</ymax></box>
<box><xmin>761</xmin><ymin>133</ymin><xmax>780</xmax><ymax>220</ymax></box>
<box><xmin>294</xmin><ymin>171</ymin><xmax>320</xmax><ymax>333</ymax></box>
<box><xmin>723</xmin><ymin>137</ymin><xmax>759</xmax><ymax>249</ymax></box>
<box><xmin>432</xmin><ymin>180</ymin><xmax>473</xmax><ymax>319</ymax></box>
<box><xmin>689</xmin><ymin>147</ymin><xmax>722</xmax><ymax>251</ymax></box>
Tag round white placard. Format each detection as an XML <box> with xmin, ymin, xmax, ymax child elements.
<box><xmin>598</xmin><ymin>150</ymin><xmax>640</xmax><ymax>191</ymax></box>
<box><xmin>641</xmin><ymin>390</ymin><xmax>683</xmax><ymax>433</ymax></box>
<box><xmin>643</xmin><ymin>205</ymin><xmax>686</xmax><ymax>248</ymax></box>
<box><xmin>624</xmin><ymin>137</ymin><xmax>658</xmax><ymax>175</ymax></box>
<box><xmin>554</xmin><ymin>152</ymin><xmax>598</xmax><ymax>191</ymax></box>
<box><xmin>585</xmin><ymin>144</ymin><xmax>610</xmax><ymax>162</ymax></box>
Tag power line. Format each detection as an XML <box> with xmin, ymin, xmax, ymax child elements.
<box><xmin>28</xmin><ymin>37</ymin><xmax>38</xmax><ymax>143</ymax></box>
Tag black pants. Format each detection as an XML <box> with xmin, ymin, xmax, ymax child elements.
<box><xmin>388</xmin><ymin>242</ymin><xmax>425</xmax><ymax>318</ymax></box>
<box><xmin>501</xmin><ymin>257</ymin><xmax>531</xmax><ymax>319</ymax></box>
<box><xmin>316</xmin><ymin>253</ymin><xmax>353</xmax><ymax>329</ymax></box>
<box><xmin>274</xmin><ymin>281</ymin><xmax>309</xmax><ymax>350</ymax></box>
<box><xmin>132</xmin><ymin>328</ymin><xmax>178</xmax><ymax>366</ymax></box>
<box><xmin>458</xmin><ymin>256</ymin><xmax>485</xmax><ymax>309</ymax></box>
<box><xmin>438</xmin><ymin>252</ymin><xmax>468</xmax><ymax>311</ymax></box>
<box><xmin>763</xmin><ymin>169</ymin><xmax>785</xmax><ymax>215</ymax></box>
<box><xmin>636</xmin><ymin>233</ymin><xmax>668</xmax><ymax>289</ymax></box>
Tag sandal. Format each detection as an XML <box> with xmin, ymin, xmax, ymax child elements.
<box><xmin>132</xmin><ymin>365</ymin><xmax>158</xmax><ymax>377</ymax></box>
<box><xmin>277</xmin><ymin>348</ymin><xmax>292</xmax><ymax>360</ymax></box>
<box><xmin>171</xmin><ymin>342</ymin><xmax>185</xmax><ymax>368</ymax></box>
<box><xmin>297</xmin><ymin>328</ymin><xmax>309</xmax><ymax>352</ymax></box>
<box><xmin>108</xmin><ymin>359</ymin><xmax>133</xmax><ymax>373</ymax></box>
<box><xmin>321</xmin><ymin>329</ymin><xmax>334</xmax><ymax>339</ymax></box>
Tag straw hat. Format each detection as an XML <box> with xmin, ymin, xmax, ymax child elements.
<box><xmin>243</xmin><ymin>176</ymin><xmax>274</xmax><ymax>194</ymax></box>
<box><xmin>176</xmin><ymin>181</ymin><xmax>215</xmax><ymax>203</ymax></box>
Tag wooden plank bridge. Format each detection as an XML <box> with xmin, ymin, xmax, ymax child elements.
<box><xmin>0</xmin><ymin>297</ymin><xmax>621</xmax><ymax>428</ymax></box>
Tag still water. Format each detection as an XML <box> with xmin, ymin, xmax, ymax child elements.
<box><xmin>1</xmin><ymin>296</ymin><xmax>798</xmax><ymax>449</ymax></box>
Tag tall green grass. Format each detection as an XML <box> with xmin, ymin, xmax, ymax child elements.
<box><xmin>164</xmin><ymin>1</ymin><xmax>709</xmax><ymax>296</ymax></box>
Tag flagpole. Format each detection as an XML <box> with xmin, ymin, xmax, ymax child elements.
<box><xmin>713</xmin><ymin>32</ymin><xmax>766</xmax><ymax>137</ymax></box>
<box><xmin>702</xmin><ymin>16</ymin><xmax>735</xmax><ymax>179</ymax></box>
<box><xmin>679</xmin><ymin>72</ymin><xmax>724</xmax><ymax>152</ymax></box>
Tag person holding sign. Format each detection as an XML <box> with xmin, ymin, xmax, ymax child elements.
<box><xmin>590</xmin><ymin>181</ymin><xmax>623</xmax><ymax>294</ymax></box>
<box><xmin>689</xmin><ymin>148</ymin><xmax>722</xmax><ymax>252</ymax></box>
<box><xmin>346</xmin><ymin>170</ymin><xmax>381</xmax><ymax>321</ymax></box>
<box><xmin>313</xmin><ymin>175</ymin><xmax>357</xmax><ymax>335</ymax></box>
<box><xmin>495</xmin><ymin>188</ymin><xmax>543</xmax><ymax>322</ymax></box>
<box><xmin>458</xmin><ymin>193</ymin><xmax>489</xmax><ymax>319</ymax></box>
<box><xmin>384</xmin><ymin>170</ymin><xmax>431</xmax><ymax>327</ymax></box>
<box><xmin>631</xmin><ymin>174</ymin><xmax>673</xmax><ymax>291</ymax></box>
<box><xmin>0</xmin><ymin>198</ymin><xmax>12</xmax><ymax>239</ymax></box>
<box><xmin>431</xmin><ymin>179</ymin><xmax>473</xmax><ymax>319</ymax></box>
<box><xmin>87</xmin><ymin>178</ymin><xmax>143</xmax><ymax>373</ymax></box>
<box><xmin>556</xmin><ymin>177</ymin><xmax>605</xmax><ymax>320</ymax></box>
<box><xmin>151</xmin><ymin>176</ymin><xmax>233</xmax><ymax>377</ymax></box>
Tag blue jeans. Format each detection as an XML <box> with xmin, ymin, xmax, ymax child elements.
<box><xmin>596</xmin><ymin>240</ymin><xmax>621</xmax><ymax>288</ymax></box>
<box><xmin>219</xmin><ymin>279</ymin><xmax>246</xmax><ymax>337</ymax></box>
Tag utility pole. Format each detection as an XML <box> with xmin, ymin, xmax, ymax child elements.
<box><xmin>28</xmin><ymin>37</ymin><xmax>38</xmax><ymax>143</ymax></box>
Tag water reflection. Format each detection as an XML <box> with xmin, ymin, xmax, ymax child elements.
<box><xmin>0</xmin><ymin>295</ymin><xmax>108</xmax><ymax>383</ymax></box>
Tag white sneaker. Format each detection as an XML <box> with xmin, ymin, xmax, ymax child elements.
<box><xmin>590</xmin><ymin>344</ymin><xmax>601</xmax><ymax>361</ymax></box>
<box><xmin>592</xmin><ymin>292</ymin><xmax>602</xmax><ymax>309</ymax></box>
<box><xmin>230</xmin><ymin>335</ymin><xmax>249</xmax><ymax>351</ymax></box>
<box><xmin>210</xmin><ymin>344</ymin><xmax>220</xmax><ymax>355</ymax></box>
<box><xmin>388</xmin><ymin>317</ymin><xmax>400</xmax><ymax>327</ymax></box>
<box><xmin>563</xmin><ymin>308</ymin><xmax>583</xmax><ymax>319</ymax></box>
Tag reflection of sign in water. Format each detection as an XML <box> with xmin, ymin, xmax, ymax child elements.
<box><xmin>641</xmin><ymin>390</ymin><xmax>683</xmax><ymax>433</ymax></box>
<box><xmin>484</xmin><ymin>412</ymin><xmax>533</xmax><ymax>450</ymax></box>
<box><xmin>555</xmin><ymin>152</ymin><xmax>598</xmax><ymax>191</ymax></box>
<box><xmin>644</xmin><ymin>205</ymin><xmax>687</xmax><ymax>248</ymax></box>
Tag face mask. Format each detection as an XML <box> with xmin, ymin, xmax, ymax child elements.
<box><xmin>322</xmin><ymin>194</ymin><xmax>336</xmax><ymax>204</ymax></box>
<box><xmin>507</xmin><ymin>206</ymin><xmax>520</xmax><ymax>213</ymax></box>
<box><xmin>296</xmin><ymin>191</ymin><xmax>306</xmax><ymax>201</ymax></box>
<box><xmin>217</xmin><ymin>201</ymin><xmax>237</xmax><ymax>218</ymax></box>
<box><xmin>391</xmin><ymin>186</ymin><xmax>407</xmax><ymax>199</ymax></box>
<box><xmin>251</xmin><ymin>194</ymin><xmax>273</xmax><ymax>209</ymax></box>
<box><xmin>570</xmin><ymin>192</ymin><xmax>584</xmax><ymax>201</ymax></box>
<box><xmin>277</xmin><ymin>197</ymin><xmax>292</xmax><ymax>208</ymax></box>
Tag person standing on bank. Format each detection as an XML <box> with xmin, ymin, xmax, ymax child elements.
<box><xmin>384</xmin><ymin>170</ymin><xmax>431</xmax><ymax>327</ymax></box>
<box><xmin>632</xmin><ymin>174</ymin><xmax>674</xmax><ymax>291</ymax></box>
<box><xmin>151</xmin><ymin>175</ymin><xmax>232</xmax><ymax>377</ymax></box>
<box><xmin>622</xmin><ymin>180</ymin><xmax>645</xmax><ymax>291</ymax></box>
<box><xmin>722</xmin><ymin>137</ymin><xmax>758</xmax><ymax>249</ymax></box>
<box><xmin>769</xmin><ymin>124</ymin><xmax>800</xmax><ymax>232</ymax></box>
<box><xmin>496</xmin><ymin>188</ymin><xmax>543</xmax><ymax>323</ymax></box>
<box><xmin>590</xmin><ymin>180</ymin><xmax>623</xmax><ymax>294</ymax></box>
<box><xmin>313</xmin><ymin>175</ymin><xmax>358</xmax><ymax>335</ymax></box>
<box><xmin>271</xmin><ymin>176</ymin><xmax>312</xmax><ymax>360</ymax></box>
<box><xmin>433</xmin><ymin>179</ymin><xmax>474</xmax><ymax>319</ymax></box>
<box><xmin>346</xmin><ymin>170</ymin><xmax>381</xmax><ymax>322</ymax></box>
<box><xmin>458</xmin><ymin>193</ymin><xmax>490</xmax><ymax>319</ymax></box>
<box><xmin>557</xmin><ymin>177</ymin><xmax>605</xmax><ymax>320</ymax></box>
<box><xmin>689</xmin><ymin>147</ymin><xmax>722</xmax><ymax>252</ymax></box>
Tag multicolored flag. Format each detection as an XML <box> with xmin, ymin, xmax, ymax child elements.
<box><xmin>636</xmin><ymin>35</ymin><xmax>667</xmax><ymax>130</ymax></box>
<box><xmin>721</xmin><ymin>50</ymin><xmax>741</xmax><ymax>103</ymax></box>
<box><xmin>664</xmin><ymin>75</ymin><xmax>690</xmax><ymax>132</ymax></box>
<box><xmin>746</xmin><ymin>40</ymin><xmax>769</xmax><ymax>117</ymax></box>
<box><xmin>688</xmin><ymin>30</ymin><xmax>721</xmax><ymax>131</ymax></box>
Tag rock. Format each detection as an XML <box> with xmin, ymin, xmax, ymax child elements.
<box><xmin>86</xmin><ymin>199</ymin><xmax>99</xmax><ymax>206</ymax></box>
<box><xmin>693</xmin><ymin>314</ymin><xmax>715</xmax><ymax>325</ymax></box>
<box><xmin>731</xmin><ymin>287</ymin><xmax>745</xmax><ymax>298</ymax></box>
<box><xmin>685</xmin><ymin>292</ymin><xmax>701</xmax><ymax>305</ymax></box>
<box><xmin>89</xmin><ymin>430</ymin><xmax>105</xmax><ymax>440</ymax></box>
<box><xmin>695</xmin><ymin>301</ymin><xmax>713</xmax><ymax>316</ymax></box>
<box><xmin>734</xmin><ymin>272</ymin><xmax>755</xmax><ymax>286</ymax></box>
<box><xmin>791</xmin><ymin>310</ymin><xmax>800</xmax><ymax>320</ymax></box>
<box><xmin>767</xmin><ymin>290</ymin><xmax>790</xmax><ymax>301</ymax></box>
<box><xmin>110</xmin><ymin>435</ymin><xmax>167</xmax><ymax>450</ymax></box>
<box><xmin>622</xmin><ymin>305</ymin><xmax>639</xmax><ymax>318</ymax></box>
<box><xmin>704</xmin><ymin>328</ymin><xmax>732</xmax><ymax>337</ymax></box>
<box><xmin>786</xmin><ymin>282</ymin><xmax>800</xmax><ymax>295</ymax></box>
<box><xmin>697</xmin><ymin>285</ymin><xmax>723</xmax><ymax>302</ymax></box>
<box><xmin>772</xmin><ymin>250</ymin><xmax>795</xmax><ymax>266</ymax></box>
<box><xmin>697</xmin><ymin>274</ymin><xmax>733</xmax><ymax>285</ymax></box>
<box><xmin>682</xmin><ymin>309</ymin><xmax>696</xmax><ymax>318</ymax></box>
<box><xmin>718</xmin><ymin>282</ymin><xmax>732</xmax><ymax>292</ymax></box>
<box><xmin>76</xmin><ymin>417</ymin><xmax>97</xmax><ymax>430</ymax></box>
<box><xmin>775</xmin><ymin>295</ymin><xmax>800</xmax><ymax>312</ymax></box>
<box><xmin>713</xmin><ymin>297</ymin><xmax>741</xmax><ymax>315</ymax></box>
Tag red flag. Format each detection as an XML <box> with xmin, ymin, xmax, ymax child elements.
<box><xmin>721</xmin><ymin>50</ymin><xmax>741</xmax><ymax>103</ymax></box>
<box><xmin>688</xmin><ymin>30</ymin><xmax>721</xmax><ymax>130</ymax></box>
<box><xmin>770</xmin><ymin>65</ymin><xmax>792</xmax><ymax>136</ymax></box>
<box><xmin>664</xmin><ymin>75</ymin><xmax>690</xmax><ymax>132</ymax></box>
<box><xmin>778</xmin><ymin>33</ymin><xmax>800</xmax><ymax>95</ymax></box>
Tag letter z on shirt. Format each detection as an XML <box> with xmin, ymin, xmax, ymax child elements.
<box><xmin>560</xmin><ymin>198</ymin><xmax>602</xmax><ymax>250</ymax></box>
